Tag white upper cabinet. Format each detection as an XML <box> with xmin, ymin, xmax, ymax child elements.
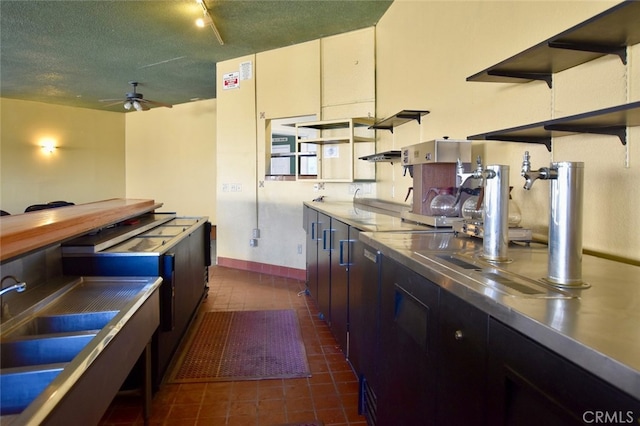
<box><xmin>321</xmin><ymin>27</ymin><xmax>375</xmax><ymax>108</ymax></box>
<box><xmin>256</xmin><ymin>40</ymin><xmax>321</xmax><ymax>120</ymax></box>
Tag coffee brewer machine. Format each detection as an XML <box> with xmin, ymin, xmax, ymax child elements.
<box><xmin>400</xmin><ymin>138</ymin><xmax>472</xmax><ymax>227</ymax></box>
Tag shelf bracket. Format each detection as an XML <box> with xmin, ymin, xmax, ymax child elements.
<box><xmin>487</xmin><ymin>70</ymin><xmax>552</xmax><ymax>88</ymax></box>
<box><xmin>548</xmin><ymin>41</ymin><xmax>627</xmax><ymax>65</ymax></box>
<box><xmin>544</xmin><ymin>124</ymin><xmax>627</xmax><ymax>145</ymax></box>
<box><xmin>487</xmin><ymin>135</ymin><xmax>552</xmax><ymax>151</ymax></box>
<box><xmin>373</xmin><ymin>125</ymin><xmax>394</xmax><ymax>133</ymax></box>
<box><xmin>396</xmin><ymin>111</ymin><xmax>424</xmax><ymax>124</ymax></box>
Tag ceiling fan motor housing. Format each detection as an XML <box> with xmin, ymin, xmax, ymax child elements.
<box><xmin>126</xmin><ymin>92</ymin><xmax>144</xmax><ymax>100</ymax></box>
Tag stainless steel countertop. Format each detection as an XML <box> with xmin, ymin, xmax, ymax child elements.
<box><xmin>359</xmin><ymin>230</ymin><xmax>640</xmax><ymax>400</ymax></box>
<box><xmin>304</xmin><ymin>200</ymin><xmax>445</xmax><ymax>233</ymax></box>
<box><xmin>307</xmin><ymin>201</ymin><xmax>640</xmax><ymax>398</ymax></box>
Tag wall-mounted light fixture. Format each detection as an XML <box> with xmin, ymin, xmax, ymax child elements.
<box><xmin>195</xmin><ymin>0</ymin><xmax>224</xmax><ymax>45</ymax></box>
<box><xmin>39</xmin><ymin>138</ymin><xmax>57</xmax><ymax>154</ymax></box>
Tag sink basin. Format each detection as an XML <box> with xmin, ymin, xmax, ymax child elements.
<box><xmin>0</xmin><ymin>364</ymin><xmax>65</xmax><ymax>415</ymax></box>
<box><xmin>0</xmin><ymin>311</ymin><xmax>114</xmax><ymax>415</ymax></box>
<box><xmin>1</xmin><ymin>332</ymin><xmax>96</xmax><ymax>368</ymax></box>
<box><xmin>3</xmin><ymin>311</ymin><xmax>118</xmax><ymax>338</ymax></box>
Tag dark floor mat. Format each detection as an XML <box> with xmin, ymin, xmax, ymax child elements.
<box><xmin>168</xmin><ymin>309</ymin><xmax>311</xmax><ymax>383</ymax></box>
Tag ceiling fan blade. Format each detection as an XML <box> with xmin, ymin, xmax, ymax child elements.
<box><xmin>142</xmin><ymin>99</ymin><xmax>173</xmax><ymax>108</ymax></box>
<box><xmin>100</xmin><ymin>101</ymin><xmax>124</xmax><ymax>107</ymax></box>
<box><xmin>98</xmin><ymin>98</ymin><xmax>123</xmax><ymax>103</ymax></box>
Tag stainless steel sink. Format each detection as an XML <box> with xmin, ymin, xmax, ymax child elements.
<box><xmin>0</xmin><ymin>312</ymin><xmax>105</xmax><ymax>415</ymax></box>
<box><xmin>0</xmin><ymin>364</ymin><xmax>65</xmax><ymax>415</ymax></box>
<box><xmin>1</xmin><ymin>332</ymin><xmax>97</xmax><ymax>369</ymax></box>
<box><xmin>2</xmin><ymin>311</ymin><xmax>118</xmax><ymax>338</ymax></box>
<box><xmin>0</xmin><ymin>276</ymin><xmax>161</xmax><ymax>424</ymax></box>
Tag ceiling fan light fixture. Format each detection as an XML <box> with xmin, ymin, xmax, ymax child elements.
<box><xmin>124</xmin><ymin>101</ymin><xmax>132</xmax><ymax>110</ymax></box>
<box><xmin>132</xmin><ymin>101</ymin><xmax>143</xmax><ymax>111</ymax></box>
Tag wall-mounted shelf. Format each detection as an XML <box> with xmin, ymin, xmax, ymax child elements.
<box><xmin>468</xmin><ymin>101</ymin><xmax>640</xmax><ymax>151</ymax></box>
<box><xmin>295</xmin><ymin>117</ymin><xmax>376</xmax><ymax>182</ymax></box>
<box><xmin>370</xmin><ymin>110</ymin><xmax>430</xmax><ymax>133</ymax></box>
<box><xmin>359</xmin><ymin>150</ymin><xmax>402</xmax><ymax>163</ymax></box>
<box><xmin>467</xmin><ymin>1</ymin><xmax>640</xmax><ymax>88</ymax></box>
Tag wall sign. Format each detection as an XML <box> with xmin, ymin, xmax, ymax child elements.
<box><xmin>223</xmin><ymin>72</ymin><xmax>240</xmax><ymax>90</ymax></box>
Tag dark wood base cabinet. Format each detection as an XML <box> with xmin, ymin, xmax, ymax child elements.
<box><xmin>487</xmin><ymin>318</ymin><xmax>640</xmax><ymax>426</ymax></box>
<box><xmin>317</xmin><ymin>212</ymin><xmax>332</xmax><ymax>323</ymax></box>
<box><xmin>349</xmin><ymin>244</ymin><xmax>381</xmax><ymax>425</ymax></box>
<box><xmin>329</xmin><ymin>219</ymin><xmax>350</xmax><ymax>353</ymax></box>
<box><xmin>303</xmin><ymin>205</ymin><xmax>319</xmax><ymax>300</ymax></box>
<box><xmin>436</xmin><ymin>290</ymin><xmax>488</xmax><ymax>425</ymax></box>
<box><xmin>377</xmin><ymin>256</ymin><xmax>439</xmax><ymax>425</ymax></box>
<box><xmin>303</xmin><ymin>205</ymin><xmax>640</xmax><ymax>426</ymax></box>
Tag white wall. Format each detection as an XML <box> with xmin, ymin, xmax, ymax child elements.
<box><xmin>0</xmin><ymin>98</ymin><xmax>125</xmax><ymax>215</ymax></box>
<box><xmin>125</xmin><ymin>99</ymin><xmax>217</xmax><ymax>221</ymax></box>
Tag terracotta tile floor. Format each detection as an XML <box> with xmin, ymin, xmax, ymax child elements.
<box><xmin>99</xmin><ymin>266</ymin><xmax>367</xmax><ymax>426</ymax></box>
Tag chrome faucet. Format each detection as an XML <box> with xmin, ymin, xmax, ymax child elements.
<box><xmin>457</xmin><ymin>156</ymin><xmax>483</xmax><ymax>188</ymax></box>
<box><xmin>0</xmin><ymin>276</ymin><xmax>27</xmax><ymax>296</ymax></box>
<box><xmin>453</xmin><ymin>156</ymin><xmax>483</xmax><ymax>206</ymax></box>
<box><xmin>521</xmin><ymin>151</ymin><xmax>557</xmax><ymax>190</ymax></box>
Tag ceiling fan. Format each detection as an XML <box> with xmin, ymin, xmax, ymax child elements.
<box><xmin>100</xmin><ymin>81</ymin><xmax>173</xmax><ymax>111</ymax></box>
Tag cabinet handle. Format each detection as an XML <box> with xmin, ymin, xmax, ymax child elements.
<box><xmin>339</xmin><ymin>239</ymin><xmax>356</xmax><ymax>266</ymax></box>
<box><xmin>322</xmin><ymin>228</ymin><xmax>335</xmax><ymax>251</ymax></box>
<box><xmin>454</xmin><ymin>330</ymin><xmax>464</xmax><ymax>341</ymax></box>
<box><xmin>311</xmin><ymin>222</ymin><xmax>316</xmax><ymax>240</ymax></box>
<box><xmin>162</xmin><ymin>253</ymin><xmax>176</xmax><ymax>332</ymax></box>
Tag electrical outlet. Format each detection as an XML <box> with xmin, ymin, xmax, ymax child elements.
<box><xmin>297</xmin><ymin>244</ymin><xmax>303</xmax><ymax>254</ymax></box>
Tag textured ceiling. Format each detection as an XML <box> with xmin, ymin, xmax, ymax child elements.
<box><xmin>0</xmin><ymin>0</ymin><xmax>392</xmax><ymax>112</ymax></box>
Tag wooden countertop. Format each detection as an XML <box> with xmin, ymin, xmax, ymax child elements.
<box><xmin>0</xmin><ymin>199</ymin><xmax>162</xmax><ymax>262</ymax></box>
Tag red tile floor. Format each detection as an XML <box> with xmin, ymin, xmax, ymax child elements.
<box><xmin>99</xmin><ymin>266</ymin><xmax>367</xmax><ymax>426</ymax></box>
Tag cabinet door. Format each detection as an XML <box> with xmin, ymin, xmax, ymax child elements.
<box><xmin>378</xmin><ymin>256</ymin><xmax>439</xmax><ymax>425</ymax></box>
<box><xmin>437</xmin><ymin>290</ymin><xmax>488</xmax><ymax>425</ymax></box>
<box><xmin>487</xmin><ymin>318</ymin><xmax>640</xmax><ymax>426</ymax></box>
<box><xmin>317</xmin><ymin>212</ymin><xmax>332</xmax><ymax>322</ymax></box>
<box><xmin>156</xmin><ymin>225</ymin><xmax>208</xmax><ymax>384</ymax></box>
<box><xmin>348</xmin><ymin>242</ymin><xmax>381</xmax><ymax>421</ymax></box>
<box><xmin>329</xmin><ymin>219</ymin><xmax>350</xmax><ymax>353</ymax></box>
<box><xmin>304</xmin><ymin>206</ymin><xmax>319</xmax><ymax>300</ymax></box>
<box><xmin>256</xmin><ymin>40</ymin><xmax>320</xmax><ymax>119</ymax></box>
<box><xmin>321</xmin><ymin>27</ymin><xmax>375</xmax><ymax>109</ymax></box>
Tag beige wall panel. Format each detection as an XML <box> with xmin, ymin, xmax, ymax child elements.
<box><xmin>632</xmin><ymin>43</ymin><xmax>640</xmax><ymax>101</ymax></box>
<box><xmin>256</xmin><ymin>181</ymin><xmax>319</xmax><ymax>270</ymax></box>
<box><xmin>256</xmin><ymin>40</ymin><xmax>320</xmax><ymax>120</ymax></box>
<box><xmin>216</xmin><ymin>55</ymin><xmax>260</xmax><ymax>262</ymax></box>
<box><xmin>0</xmin><ymin>98</ymin><xmax>125</xmax><ymax>215</ymax></box>
<box><xmin>322</xmin><ymin>27</ymin><xmax>375</xmax><ymax>108</ymax></box>
<box><xmin>125</xmin><ymin>99</ymin><xmax>216</xmax><ymax>221</ymax></box>
<box><xmin>375</xmin><ymin>0</ymin><xmax>637</xmax><ymax>261</ymax></box>
<box><xmin>553</xmin><ymin>54</ymin><xmax>626</xmax><ymax>117</ymax></box>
